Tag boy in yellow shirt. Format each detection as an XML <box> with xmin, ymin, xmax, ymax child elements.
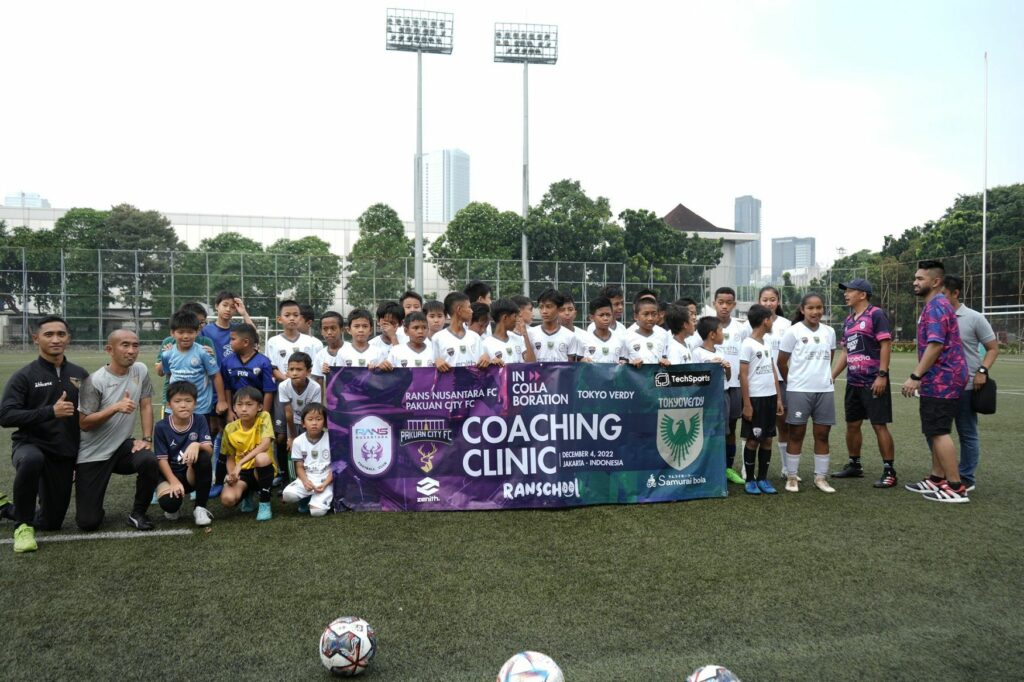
<box><xmin>220</xmin><ymin>386</ymin><xmax>277</xmax><ymax>521</ymax></box>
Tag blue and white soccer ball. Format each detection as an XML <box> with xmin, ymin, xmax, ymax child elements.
<box><xmin>497</xmin><ymin>650</ymin><xmax>564</xmax><ymax>682</ymax></box>
<box><xmin>686</xmin><ymin>664</ymin><xmax>741</xmax><ymax>682</ymax></box>
<box><xmin>319</xmin><ymin>616</ymin><xmax>377</xmax><ymax>677</ymax></box>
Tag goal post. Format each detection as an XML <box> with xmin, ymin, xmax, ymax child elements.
<box><xmin>232</xmin><ymin>316</ymin><xmax>272</xmax><ymax>345</ymax></box>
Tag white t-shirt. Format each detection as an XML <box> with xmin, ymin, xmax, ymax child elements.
<box><xmin>265</xmin><ymin>333</ymin><xmax>323</xmax><ymax>376</ymax></box>
<box><xmin>666</xmin><ymin>337</ymin><xmax>694</xmax><ymax>365</ymax></box>
<box><xmin>290</xmin><ymin>432</ymin><xmax>331</xmax><ymax>480</ymax></box>
<box><xmin>710</xmin><ymin>318</ymin><xmax>748</xmax><ymax>389</ymax></box>
<box><xmin>579</xmin><ymin>330</ymin><xmax>628</xmax><ymax>364</ymax></box>
<box><xmin>337</xmin><ymin>343</ymin><xmax>387</xmax><ymax>368</ymax></box>
<box><xmin>311</xmin><ymin>345</ymin><xmax>344</xmax><ymax>379</ymax></box>
<box><xmin>779</xmin><ymin>322</ymin><xmax>836</xmax><ymax>393</ymax></box>
<box><xmin>528</xmin><ymin>325</ymin><xmax>582</xmax><ymax>362</ymax></box>
<box><xmin>387</xmin><ymin>342</ymin><xmax>436</xmax><ymax>368</ymax></box>
<box><xmin>692</xmin><ymin>345</ymin><xmax>729</xmax><ymax>389</ymax></box>
<box><xmin>740</xmin><ymin>336</ymin><xmax>777</xmax><ymax>397</ymax></box>
<box><xmin>278</xmin><ymin>378</ymin><xmax>323</xmax><ymax>425</ymax></box>
<box><xmin>483</xmin><ymin>332</ymin><xmax>529</xmax><ymax>364</ymax></box>
<box><xmin>571</xmin><ymin>327</ymin><xmax>590</xmax><ymax>358</ymax></box>
<box><xmin>627</xmin><ymin>323</ymin><xmax>670</xmax><ymax>345</ymax></box>
<box><xmin>369</xmin><ymin>334</ymin><xmax>401</xmax><ymax>356</ymax></box>
<box><xmin>432</xmin><ymin>327</ymin><xmax>484</xmax><ymax>367</ymax></box>
<box><xmin>586</xmin><ymin>320</ymin><xmax>627</xmax><ymax>341</ymax></box>
<box><xmin>625</xmin><ymin>328</ymin><xmax>668</xmax><ymax>365</ymax></box>
<box><xmin>746</xmin><ymin>316</ymin><xmax>792</xmax><ymax>378</ymax></box>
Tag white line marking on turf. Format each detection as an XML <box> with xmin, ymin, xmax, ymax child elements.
<box><xmin>0</xmin><ymin>529</ymin><xmax>192</xmax><ymax>544</ymax></box>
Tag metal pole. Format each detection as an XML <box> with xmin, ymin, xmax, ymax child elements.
<box><xmin>414</xmin><ymin>50</ymin><xmax>425</xmax><ymax>293</ymax></box>
<box><xmin>21</xmin><ymin>248</ymin><xmax>27</xmax><ymax>351</ymax></box>
<box><xmin>60</xmin><ymin>249</ymin><xmax>67</xmax><ymax>318</ymax></box>
<box><xmin>97</xmin><ymin>250</ymin><xmax>103</xmax><ymax>347</ymax></box>
<box><xmin>981</xmin><ymin>51</ymin><xmax>988</xmax><ymax>311</ymax></box>
<box><xmin>521</xmin><ymin>61</ymin><xmax>530</xmax><ymax>296</ymax></box>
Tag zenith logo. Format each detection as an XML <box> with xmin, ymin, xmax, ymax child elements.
<box><xmin>416</xmin><ymin>477</ymin><xmax>439</xmax><ymax>497</ymax></box>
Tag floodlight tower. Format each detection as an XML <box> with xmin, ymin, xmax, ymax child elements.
<box><xmin>494</xmin><ymin>23</ymin><xmax>558</xmax><ymax>296</ymax></box>
<box><xmin>386</xmin><ymin>8</ymin><xmax>454</xmax><ymax>294</ymax></box>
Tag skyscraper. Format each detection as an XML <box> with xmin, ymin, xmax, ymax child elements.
<box><xmin>772</xmin><ymin>237</ymin><xmax>817</xmax><ymax>280</ymax></box>
<box><xmin>3</xmin><ymin>192</ymin><xmax>51</xmax><ymax>208</ymax></box>
<box><xmin>422</xmin><ymin>149</ymin><xmax>470</xmax><ymax>223</ymax></box>
<box><xmin>734</xmin><ymin>195</ymin><xmax>761</xmax><ymax>287</ymax></box>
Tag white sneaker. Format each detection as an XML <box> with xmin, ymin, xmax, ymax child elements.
<box><xmin>785</xmin><ymin>476</ymin><xmax>799</xmax><ymax>493</ymax></box>
<box><xmin>193</xmin><ymin>506</ymin><xmax>213</xmax><ymax>526</ymax></box>
<box><xmin>814</xmin><ymin>475</ymin><xmax>836</xmax><ymax>494</ymax></box>
<box><xmin>163</xmin><ymin>510</ymin><xmax>180</xmax><ymax>521</ymax></box>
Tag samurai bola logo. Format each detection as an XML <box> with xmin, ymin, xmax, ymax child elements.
<box><xmin>656</xmin><ymin>408</ymin><xmax>704</xmax><ymax>471</ymax></box>
<box><xmin>351</xmin><ymin>416</ymin><xmax>393</xmax><ymax>476</ymax></box>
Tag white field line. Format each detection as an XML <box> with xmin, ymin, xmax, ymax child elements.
<box><xmin>0</xmin><ymin>529</ymin><xmax>192</xmax><ymax>545</ymax></box>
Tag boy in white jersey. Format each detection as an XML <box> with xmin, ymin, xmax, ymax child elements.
<box><xmin>587</xmin><ymin>284</ymin><xmax>627</xmax><ymax>339</ymax></box>
<box><xmin>423</xmin><ymin>300</ymin><xmax>447</xmax><ymax>339</ymax></box>
<box><xmin>778</xmin><ymin>293</ymin><xmax>837</xmax><ymax>494</ymax></box>
<box><xmin>433</xmin><ymin>293</ymin><xmax>489</xmax><ymax>371</ymax></box>
<box><xmin>665</xmin><ymin>305</ymin><xmax>696</xmax><ymax>365</ymax></box>
<box><xmin>511</xmin><ymin>295</ymin><xmax>535</xmax><ymax>331</ymax></box>
<box><xmin>708</xmin><ymin>287</ymin><xmax>749</xmax><ymax>485</ymax></box>
<box><xmin>281</xmin><ymin>403</ymin><xmax>333</xmax><ymax>516</ymax></box>
<box><xmin>464</xmin><ymin>280</ymin><xmax>493</xmax><ymax>338</ymax></box>
<box><xmin>369</xmin><ymin>301</ymin><xmax>406</xmax><ymax>355</ymax></box>
<box><xmin>400</xmin><ymin>290</ymin><xmax>423</xmax><ymax>316</ymax></box>
<box><xmin>338</xmin><ymin>309</ymin><xmax>389</xmax><ymax>369</ymax></box>
<box><xmin>739</xmin><ymin>305</ymin><xmax>784</xmax><ymax>495</ymax></box>
<box><xmin>528</xmin><ymin>289</ymin><xmax>582</xmax><ymax>363</ymax></box>
<box><xmin>580</xmin><ymin>296</ymin><xmax>627</xmax><ymax>364</ymax></box>
<box><xmin>279</xmin><ymin>352</ymin><xmax>322</xmax><ymax>453</ymax></box>
<box><xmin>312</xmin><ymin>311</ymin><xmax>345</xmax><ymax>395</ymax></box>
<box><xmin>626</xmin><ymin>289</ymin><xmax>670</xmax><ymax>345</ymax></box>
<box><xmin>469</xmin><ymin>303</ymin><xmax>491</xmax><ymax>337</ymax></box>
<box><xmin>559</xmin><ymin>294</ymin><xmax>590</xmax><ymax>360</ymax></box>
<box><xmin>484</xmin><ymin>299</ymin><xmax>536</xmax><ymax>364</ymax></box>
<box><xmin>693</xmin><ymin>317</ymin><xmax>732</xmax><ymax>383</ymax></box>
<box><xmin>387</xmin><ymin>312</ymin><xmax>436</xmax><ymax>368</ymax></box>
<box><xmin>626</xmin><ymin>299</ymin><xmax>669</xmax><ymax>366</ymax></box>
<box><xmin>751</xmin><ymin>286</ymin><xmax>795</xmax><ymax>477</ymax></box>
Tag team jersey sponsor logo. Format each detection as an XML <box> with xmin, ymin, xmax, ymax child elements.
<box><xmin>446</xmin><ymin>348</ymin><xmax>455</xmax><ymax>356</ymax></box>
<box><xmin>400</xmin><ymin>359</ymin><xmax>408</xmax><ymax>367</ymax></box>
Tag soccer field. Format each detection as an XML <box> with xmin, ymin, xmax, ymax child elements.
<box><xmin>1</xmin><ymin>350</ymin><xmax>1022</xmax><ymax>681</ymax></box>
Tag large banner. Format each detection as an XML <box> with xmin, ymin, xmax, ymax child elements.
<box><xmin>326</xmin><ymin>362</ymin><xmax>726</xmax><ymax>512</ymax></box>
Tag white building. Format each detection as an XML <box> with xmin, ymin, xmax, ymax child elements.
<box><xmin>422</xmin><ymin>149</ymin><xmax>470</xmax><ymax>222</ymax></box>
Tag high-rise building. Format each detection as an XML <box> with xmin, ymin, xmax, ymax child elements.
<box><xmin>772</xmin><ymin>237</ymin><xmax>816</xmax><ymax>280</ymax></box>
<box><xmin>734</xmin><ymin>195</ymin><xmax>761</xmax><ymax>287</ymax></box>
<box><xmin>422</xmin><ymin>149</ymin><xmax>469</xmax><ymax>223</ymax></box>
<box><xmin>4</xmin><ymin>192</ymin><xmax>51</xmax><ymax>208</ymax></box>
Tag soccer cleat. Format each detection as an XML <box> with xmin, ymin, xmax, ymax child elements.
<box><xmin>965</xmin><ymin>482</ymin><xmax>976</xmax><ymax>492</ymax></box>
<box><xmin>873</xmin><ymin>470</ymin><xmax>898</xmax><ymax>488</ymax></box>
<box><xmin>127</xmin><ymin>511</ymin><xmax>154</xmax><ymax>531</ymax></box>
<box><xmin>13</xmin><ymin>523</ymin><xmax>37</xmax><ymax>553</ymax></box>
<box><xmin>923</xmin><ymin>482</ymin><xmax>970</xmax><ymax>504</ymax></box>
<box><xmin>905</xmin><ymin>478</ymin><xmax>942</xmax><ymax>494</ymax></box>
<box><xmin>271</xmin><ymin>475</ymin><xmax>284</xmax><ymax>488</ymax></box>
<box><xmin>831</xmin><ymin>462</ymin><xmax>864</xmax><ymax>478</ymax></box>
<box><xmin>785</xmin><ymin>476</ymin><xmax>799</xmax><ymax>493</ymax></box>
<box><xmin>256</xmin><ymin>501</ymin><xmax>272</xmax><ymax>521</ymax></box>
<box><xmin>208</xmin><ymin>484</ymin><xmax>224</xmax><ymax>498</ymax></box>
<box><xmin>238</xmin><ymin>495</ymin><xmax>255</xmax><ymax>513</ymax></box>
<box><xmin>193</xmin><ymin>506</ymin><xmax>213</xmax><ymax>526</ymax></box>
<box><xmin>0</xmin><ymin>501</ymin><xmax>15</xmax><ymax>523</ymax></box>
<box><xmin>163</xmin><ymin>510</ymin><xmax>180</xmax><ymax>521</ymax></box>
<box><xmin>757</xmin><ymin>480</ymin><xmax>778</xmax><ymax>494</ymax></box>
<box><xmin>725</xmin><ymin>468</ymin><xmax>745</xmax><ymax>485</ymax></box>
<box><xmin>297</xmin><ymin>498</ymin><xmax>310</xmax><ymax>514</ymax></box>
<box><xmin>779</xmin><ymin>469</ymin><xmax>801</xmax><ymax>482</ymax></box>
<box><xmin>814</xmin><ymin>475</ymin><xmax>836</xmax><ymax>494</ymax></box>
<box><xmin>744</xmin><ymin>481</ymin><xmax>761</xmax><ymax>495</ymax></box>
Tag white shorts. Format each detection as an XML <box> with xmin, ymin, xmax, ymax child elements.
<box><xmin>281</xmin><ymin>476</ymin><xmax>333</xmax><ymax>516</ymax></box>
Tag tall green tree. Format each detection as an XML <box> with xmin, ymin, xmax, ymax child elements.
<box><xmin>345</xmin><ymin>203</ymin><xmax>414</xmax><ymax>308</ymax></box>
<box><xmin>267</xmin><ymin>236</ymin><xmax>342</xmax><ymax>316</ymax></box>
<box><xmin>172</xmin><ymin>232</ymin><xmax>271</xmax><ymax>316</ymax></box>
<box><xmin>428</xmin><ymin>202</ymin><xmax>524</xmax><ymax>296</ymax></box>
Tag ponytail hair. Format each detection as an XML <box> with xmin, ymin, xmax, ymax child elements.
<box><xmin>757</xmin><ymin>286</ymin><xmax>785</xmax><ymax>318</ymax></box>
<box><xmin>792</xmin><ymin>292</ymin><xmax>824</xmax><ymax>324</ymax></box>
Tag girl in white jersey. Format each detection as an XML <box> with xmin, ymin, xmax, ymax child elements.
<box><xmin>755</xmin><ymin>286</ymin><xmax>795</xmax><ymax>479</ymax></box>
<box><xmin>777</xmin><ymin>293</ymin><xmax>837</xmax><ymax>494</ymax></box>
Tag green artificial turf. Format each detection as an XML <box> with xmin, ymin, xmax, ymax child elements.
<box><xmin>0</xmin><ymin>350</ymin><xmax>1022</xmax><ymax>680</ymax></box>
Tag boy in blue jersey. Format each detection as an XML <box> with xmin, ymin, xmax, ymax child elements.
<box><xmin>160</xmin><ymin>310</ymin><xmax>227</xmax><ymax>420</ymax></box>
<box><xmin>154</xmin><ymin>382</ymin><xmax>213</xmax><ymax>526</ymax></box>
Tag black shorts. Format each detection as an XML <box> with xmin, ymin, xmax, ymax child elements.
<box><xmin>844</xmin><ymin>382</ymin><xmax>893</xmax><ymax>425</ymax></box>
<box><xmin>741</xmin><ymin>395</ymin><xmax>778</xmax><ymax>441</ymax></box>
<box><xmin>920</xmin><ymin>396</ymin><xmax>959</xmax><ymax>437</ymax></box>
<box><xmin>726</xmin><ymin>387</ymin><xmax>742</xmax><ymax>423</ymax></box>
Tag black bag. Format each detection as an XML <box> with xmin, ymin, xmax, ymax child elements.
<box><xmin>971</xmin><ymin>375</ymin><xmax>997</xmax><ymax>415</ymax></box>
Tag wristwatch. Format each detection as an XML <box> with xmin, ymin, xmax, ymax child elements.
<box><xmin>910</xmin><ymin>373</ymin><xmax>922</xmax><ymax>381</ymax></box>
<box><xmin>142</xmin><ymin>436</ymin><xmax>153</xmax><ymax>443</ymax></box>
<box><xmin>977</xmin><ymin>367</ymin><xmax>988</xmax><ymax>375</ymax></box>
<box><xmin>878</xmin><ymin>370</ymin><xmax>889</xmax><ymax>378</ymax></box>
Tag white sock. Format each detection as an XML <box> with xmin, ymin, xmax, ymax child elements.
<box><xmin>785</xmin><ymin>453</ymin><xmax>801</xmax><ymax>476</ymax></box>
<box><xmin>778</xmin><ymin>443</ymin><xmax>789</xmax><ymax>473</ymax></box>
<box><xmin>814</xmin><ymin>454</ymin><xmax>830</xmax><ymax>477</ymax></box>
<box><xmin>778</xmin><ymin>442</ymin><xmax>788</xmax><ymax>456</ymax></box>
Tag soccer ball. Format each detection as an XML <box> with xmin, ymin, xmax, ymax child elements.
<box><xmin>319</xmin><ymin>616</ymin><xmax>377</xmax><ymax>677</ymax></box>
<box><xmin>496</xmin><ymin>651</ymin><xmax>564</xmax><ymax>682</ymax></box>
<box><xmin>686</xmin><ymin>664</ymin><xmax>741</xmax><ymax>681</ymax></box>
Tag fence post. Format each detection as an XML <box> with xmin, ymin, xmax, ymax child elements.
<box><xmin>205</xmin><ymin>252</ymin><xmax>210</xmax><ymax>306</ymax></box>
<box><xmin>20</xmin><ymin>248</ymin><xmax>27</xmax><ymax>351</ymax></box>
<box><xmin>555</xmin><ymin>261</ymin><xmax>560</xmax><ymax>289</ymax></box>
<box><xmin>134</xmin><ymin>250</ymin><xmax>141</xmax><ymax>333</ymax></box>
<box><xmin>60</xmin><ymin>249</ymin><xmax>67</xmax><ymax>318</ymax></box>
<box><xmin>170</xmin><ymin>250</ymin><xmax>175</xmax><ymax>313</ymax></box>
<box><xmin>97</xmin><ymin>250</ymin><xmax>103</xmax><ymax>347</ymax></box>
<box><xmin>307</xmin><ymin>254</ymin><xmax>313</xmax><ymax>303</ymax></box>
<box><xmin>648</xmin><ymin>263</ymin><xmax>654</xmax><ymax>287</ymax></box>
<box><xmin>372</xmin><ymin>260</ymin><xmax>377</xmax><ymax>304</ymax></box>
<box><xmin>238</xmin><ymin>252</ymin><xmax>243</xmax><ymax>306</ymax></box>
<box><xmin>496</xmin><ymin>259</ymin><xmax>501</xmax><ymax>299</ymax></box>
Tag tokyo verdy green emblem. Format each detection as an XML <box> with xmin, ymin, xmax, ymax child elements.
<box><xmin>657</xmin><ymin>409</ymin><xmax>704</xmax><ymax>471</ymax></box>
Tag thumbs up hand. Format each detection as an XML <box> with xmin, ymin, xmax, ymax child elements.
<box><xmin>53</xmin><ymin>390</ymin><xmax>75</xmax><ymax>418</ymax></box>
<box><xmin>115</xmin><ymin>390</ymin><xmax>137</xmax><ymax>414</ymax></box>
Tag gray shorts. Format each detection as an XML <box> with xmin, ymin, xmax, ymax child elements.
<box><xmin>785</xmin><ymin>390</ymin><xmax>836</xmax><ymax>426</ymax></box>
<box><xmin>273</xmin><ymin>399</ymin><xmax>287</xmax><ymax>434</ymax></box>
<box><xmin>726</xmin><ymin>387</ymin><xmax>742</xmax><ymax>423</ymax></box>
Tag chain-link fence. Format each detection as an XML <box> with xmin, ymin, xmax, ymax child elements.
<box><xmin>1</xmin><ymin>246</ymin><xmax>1021</xmax><ymax>350</ymax></box>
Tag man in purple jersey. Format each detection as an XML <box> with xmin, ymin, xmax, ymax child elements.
<box><xmin>831</xmin><ymin>278</ymin><xmax>897</xmax><ymax>487</ymax></box>
<box><xmin>901</xmin><ymin>260</ymin><xmax>969</xmax><ymax>504</ymax></box>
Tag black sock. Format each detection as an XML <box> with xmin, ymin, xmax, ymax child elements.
<box><xmin>256</xmin><ymin>465</ymin><xmax>274</xmax><ymax>503</ymax></box>
<box><xmin>848</xmin><ymin>456</ymin><xmax>862</xmax><ymax>467</ymax></box>
<box><xmin>883</xmin><ymin>460</ymin><xmax>895</xmax><ymax>472</ymax></box>
<box><xmin>948</xmin><ymin>480</ymin><xmax>963</xmax><ymax>490</ymax></box>
<box><xmin>725</xmin><ymin>443</ymin><xmax>737</xmax><ymax>469</ymax></box>
<box><xmin>757</xmin><ymin>448</ymin><xmax>772</xmax><ymax>481</ymax></box>
<box><xmin>929</xmin><ymin>474</ymin><xmax>944</xmax><ymax>483</ymax></box>
<box><xmin>743</xmin><ymin>447</ymin><xmax>756</xmax><ymax>481</ymax></box>
<box><xmin>193</xmin><ymin>453</ymin><xmax>212</xmax><ymax>507</ymax></box>
<box><xmin>215</xmin><ymin>455</ymin><xmax>227</xmax><ymax>486</ymax></box>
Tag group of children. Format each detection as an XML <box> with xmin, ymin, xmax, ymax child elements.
<box><xmin>149</xmin><ymin>281</ymin><xmax>842</xmax><ymax>527</ymax></box>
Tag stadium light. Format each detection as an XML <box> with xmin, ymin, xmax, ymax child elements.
<box><xmin>387</xmin><ymin>8</ymin><xmax>455</xmax><ymax>293</ymax></box>
<box><xmin>494</xmin><ymin>23</ymin><xmax>559</xmax><ymax>296</ymax></box>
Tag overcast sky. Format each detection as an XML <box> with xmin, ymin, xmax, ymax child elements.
<box><xmin>2</xmin><ymin>0</ymin><xmax>1021</xmax><ymax>268</ymax></box>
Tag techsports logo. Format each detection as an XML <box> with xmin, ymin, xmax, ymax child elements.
<box><xmin>656</xmin><ymin>408</ymin><xmax>704</xmax><ymax>471</ymax></box>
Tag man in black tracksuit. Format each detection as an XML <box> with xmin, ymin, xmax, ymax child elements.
<box><xmin>0</xmin><ymin>316</ymin><xmax>88</xmax><ymax>553</ymax></box>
